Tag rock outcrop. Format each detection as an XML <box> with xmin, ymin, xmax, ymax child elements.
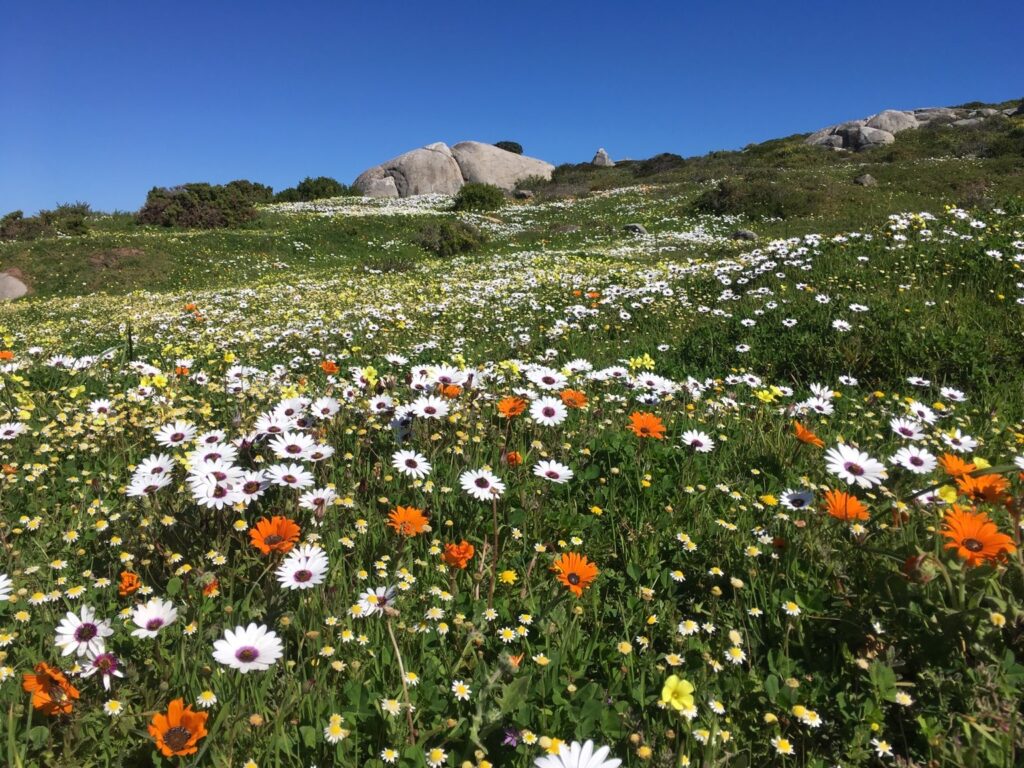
<box><xmin>806</xmin><ymin>105</ymin><xmax>1010</xmax><ymax>151</ymax></box>
<box><xmin>0</xmin><ymin>271</ymin><xmax>28</xmax><ymax>301</ymax></box>
<box><xmin>592</xmin><ymin>148</ymin><xmax>614</xmax><ymax>167</ymax></box>
<box><xmin>354</xmin><ymin>142</ymin><xmax>554</xmax><ymax>198</ymax></box>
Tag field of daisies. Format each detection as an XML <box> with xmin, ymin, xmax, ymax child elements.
<box><xmin>1</xmin><ymin>193</ymin><xmax>1023</xmax><ymax>768</ymax></box>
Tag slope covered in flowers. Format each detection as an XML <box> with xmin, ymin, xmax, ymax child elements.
<box><xmin>0</xmin><ymin>197</ymin><xmax>1023</xmax><ymax>768</ymax></box>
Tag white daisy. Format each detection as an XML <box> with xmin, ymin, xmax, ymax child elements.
<box><xmin>459</xmin><ymin>468</ymin><xmax>506</xmax><ymax>501</ymax></box>
<box><xmin>131</xmin><ymin>598</ymin><xmax>178</xmax><ymax>638</ymax></box>
<box><xmin>681</xmin><ymin>430</ymin><xmax>715</xmax><ymax>453</ymax></box>
<box><xmin>392</xmin><ymin>450</ymin><xmax>432</xmax><ymax>479</ymax></box>
<box><xmin>533</xmin><ymin>460</ymin><xmax>574</xmax><ymax>484</ymax></box>
<box><xmin>891</xmin><ymin>446</ymin><xmax>937</xmax><ymax>475</ymax></box>
<box><xmin>529</xmin><ymin>396</ymin><xmax>567</xmax><ymax>427</ymax></box>
<box><xmin>55</xmin><ymin>606</ymin><xmax>113</xmax><ymax>657</ymax></box>
<box><xmin>212</xmin><ymin>623</ymin><xmax>283</xmax><ymax>673</ymax></box>
<box><xmin>534</xmin><ymin>740</ymin><xmax>622</xmax><ymax>768</ymax></box>
<box><xmin>276</xmin><ymin>545</ymin><xmax>329</xmax><ymax>590</ymax></box>
<box><xmin>825</xmin><ymin>444</ymin><xmax>887</xmax><ymax>488</ymax></box>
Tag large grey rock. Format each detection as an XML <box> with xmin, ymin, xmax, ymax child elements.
<box><xmin>450</xmin><ymin>141</ymin><xmax>554</xmax><ymax>190</ymax></box>
<box><xmin>854</xmin><ymin>173</ymin><xmax>877</xmax><ymax>187</ymax></box>
<box><xmin>973</xmin><ymin>108</ymin><xmax>998</xmax><ymax>117</ymax></box>
<box><xmin>0</xmin><ymin>273</ymin><xmax>28</xmax><ymax>301</ymax></box>
<box><xmin>866</xmin><ymin>110</ymin><xmax>918</xmax><ymax>134</ymax></box>
<box><xmin>731</xmin><ymin>229</ymin><xmax>757</xmax><ymax>241</ymax></box>
<box><xmin>354</xmin><ymin>142</ymin><xmax>464</xmax><ymax>197</ymax></box>
<box><xmin>913</xmin><ymin>107</ymin><xmax>961</xmax><ymax>123</ymax></box>
<box><xmin>953</xmin><ymin>117</ymin><xmax>984</xmax><ymax>128</ymax></box>
<box><xmin>592</xmin><ymin>148</ymin><xmax>615</xmax><ymax>167</ymax></box>
<box><xmin>839</xmin><ymin>125</ymin><xmax>895</xmax><ymax>150</ymax></box>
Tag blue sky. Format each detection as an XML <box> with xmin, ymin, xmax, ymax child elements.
<box><xmin>2</xmin><ymin>1</ymin><xmax>1021</xmax><ymax>214</ymax></box>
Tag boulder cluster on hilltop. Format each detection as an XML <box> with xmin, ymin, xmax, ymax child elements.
<box><xmin>353</xmin><ymin>141</ymin><xmax>555</xmax><ymax>198</ymax></box>
<box><xmin>805</xmin><ymin>104</ymin><xmax>1022</xmax><ymax>150</ymax></box>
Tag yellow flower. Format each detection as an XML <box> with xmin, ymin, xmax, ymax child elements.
<box><xmin>661</xmin><ymin>675</ymin><xmax>694</xmax><ymax>711</ymax></box>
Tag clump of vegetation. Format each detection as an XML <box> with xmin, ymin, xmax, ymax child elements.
<box><xmin>225</xmin><ymin>179</ymin><xmax>274</xmax><ymax>204</ymax></box>
<box><xmin>413</xmin><ymin>219</ymin><xmax>485</xmax><ymax>256</ymax></box>
<box><xmin>494</xmin><ymin>141</ymin><xmax>523</xmax><ymax>155</ymax></box>
<box><xmin>452</xmin><ymin>182</ymin><xmax>506</xmax><ymax>212</ymax></box>
<box><xmin>0</xmin><ymin>202</ymin><xmax>91</xmax><ymax>241</ymax></box>
<box><xmin>274</xmin><ymin>176</ymin><xmax>358</xmax><ymax>202</ymax></box>
<box><xmin>690</xmin><ymin>174</ymin><xmax>824</xmax><ymax>219</ymax></box>
<box><xmin>137</xmin><ymin>183</ymin><xmax>259</xmax><ymax>229</ymax></box>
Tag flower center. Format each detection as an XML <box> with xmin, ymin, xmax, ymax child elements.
<box><xmin>294</xmin><ymin>569</ymin><xmax>313</xmax><ymax>583</ymax></box>
<box><xmin>170</xmin><ymin>432</ymin><xmax>184</xmax><ymax>442</ymax></box>
<box><xmin>146</xmin><ymin>618</ymin><xmax>164</xmax><ymax>631</ymax></box>
<box><xmin>286</xmin><ymin>445</ymin><xmax>302</xmax><ymax>454</ymax></box>
<box><xmin>235</xmin><ymin>646</ymin><xmax>259</xmax><ymax>663</ymax></box>
<box><xmin>242</xmin><ymin>481</ymin><xmax>261</xmax><ymax>494</ymax></box>
<box><xmin>163</xmin><ymin>726</ymin><xmax>193</xmax><ymax>751</ymax></box>
<box><xmin>264</xmin><ymin>534</ymin><xmax>283</xmax><ymax>545</ymax></box>
<box><xmin>283</xmin><ymin>475</ymin><xmax>297</xmax><ymax>484</ymax></box>
<box><xmin>963</xmin><ymin>538</ymin><xmax>984</xmax><ymax>552</ymax></box>
<box><xmin>542</xmin><ymin>407</ymin><xmax>555</xmax><ymax>417</ymax></box>
<box><xmin>844</xmin><ymin>462</ymin><xmax>864</xmax><ymax>476</ymax></box>
<box><xmin>75</xmin><ymin>623</ymin><xmax>98</xmax><ymax>642</ymax></box>
<box><xmin>567</xmin><ymin>573</ymin><xmax>581</xmax><ymax>585</ymax></box>
<box><xmin>546</xmin><ymin>471</ymin><xmax>559</xmax><ymax>479</ymax></box>
<box><xmin>95</xmin><ymin>654</ymin><xmax>117</xmax><ymax>673</ymax></box>
<box><xmin>475</xmin><ymin>477</ymin><xmax>489</xmax><ymax>488</ymax></box>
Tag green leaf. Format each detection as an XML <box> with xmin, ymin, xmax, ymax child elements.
<box><xmin>299</xmin><ymin>726</ymin><xmax>317</xmax><ymax>749</ymax></box>
<box><xmin>166</xmin><ymin>577</ymin><xmax>182</xmax><ymax>596</ymax></box>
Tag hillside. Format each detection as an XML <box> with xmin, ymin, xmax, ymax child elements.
<box><xmin>0</xmin><ymin>101</ymin><xmax>1023</xmax><ymax>768</ymax></box>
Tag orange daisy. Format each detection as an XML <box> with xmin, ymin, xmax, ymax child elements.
<box><xmin>320</xmin><ymin>360</ymin><xmax>339</xmax><ymax>375</ymax></box>
<box><xmin>627</xmin><ymin>412</ymin><xmax>666</xmax><ymax>439</ymax></box>
<box><xmin>560</xmin><ymin>389</ymin><xmax>588</xmax><ymax>409</ymax></box>
<box><xmin>939</xmin><ymin>453</ymin><xmax>976</xmax><ymax>478</ymax></box>
<box><xmin>940</xmin><ymin>505</ymin><xmax>1016</xmax><ymax>567</ymax></box>
<box><xmin>118</xmin><ymin>570</ymin><xmax>142</xmax><ymax>597</ymax></box>
<box><xmin>551</xmin><ymin>552</ymin><xmax>599</xmax><ymax>597</ymax></box>
<box><xmin>149</xmin><ymin>698</ymin><xmax>209</xmax><ymax>758</ymax></box>
<box><xmin>249</xmin><ymin>516</ymin><xmax>300</xmax><ymax>555</ymax></box>
<box><xmin>497</xmin><ymin>396</ymin><xmax>527</xmax><ymax>418</ymax></box>
<box><xmin>793</xmin><ymin>421</ymin><xmax>825</xmax><ymax>448</ymax></box>
<box><xmin>823</xmin><ymin>489</ymin><xmax>869</xmax><ymax>522</ymax></box>
<box><xmin>387</xmin><ymin>506</ymin><xmax>429</xmax><ymax>536</ymax></box>
<box><xmin>22</xmin><ymin>662</ymin><xmax>80</xmax><ymax>716</ymax></box>
<box><xmin>442</xmin><ymin>540</ymin><xmax>475</xmax><ymax>569</ymax></box>
<box><xmin>956</xmin><ymin>473</ymin><xmax>1011</xmax><ymax>505</ymax></box>
<box><xmin>503</xmin><ymin>450</ymin><xmax>523</xmax><ymax>467</ymax></box>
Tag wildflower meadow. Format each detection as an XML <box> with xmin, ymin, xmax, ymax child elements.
<box><xmin>1</xmin><ymin>193</ymin><xmax>1023</xmax><ymax>768</ymax></box>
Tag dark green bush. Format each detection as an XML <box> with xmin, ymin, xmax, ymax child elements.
<box><xmin>633</xmin><ymin>153</ymin><xmax>685</xmax><ymax>177</ymax></box>
<box><xmin>226</xmin><ymin>179</ymin><xmax>274</xmax><ymax>204</ymax></box>
<box><xmin>0</xmin><ymin>202</ymin><xmax>91</xmax><ymax>241</ymax></box>
<box><xmin>690</xmin><ymin>176</ymin><xmax>824</xmax><ymax>219</ymax></box>
<box><xmin>413</xmin><ymin>220</ymin><xmax>485</xmax><ymax>257</ymax></box>
<box><xmin>274</xmin><ymin>176</ymin><xmax>357</xmax><ymax>202</ymax></box>
<box><xmin>452</xmin><ymin>183</ymin><xmax>505</xmax><ymax>212</ymax></box>
<box><xmin>137</xmin><ymin>183</ymin><xmax>257</xmax><ymax>229</ymax></box>
<box><xmin>495</xmin><ymin>141</ymin><xmax>523</xmax><ymax>155</ymax></box>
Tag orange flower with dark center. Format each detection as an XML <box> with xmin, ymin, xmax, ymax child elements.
<box><xmin>823</xmin><ymin>489</ymin><xmax>869</xmax><ymax>521</ymax></box>
<box><xmin>387</xmin><ymin>506</ymin><xmax>429</xmax><ymax>536</ymax></box>
<box><xmin>118</xmin><ymin>570</ymin><xmax>142</xmax><ymax>597</ymax></box>
<box><xmin>956</xmin><ymin>473</ymin><xmax>1010</xmax><ymax>504</ymax></box>
<box><xmin>793</xmin><ymin>421</ymin><xmax>824</xmax><ymax>448</ymax></box>
<box><xmin>551</xmin><ymin>552</ymin><xmax>599</xmax><ymax>597</ymax></box>
<box><xmin>250</xmin><ymin>516</ymin><xmax>300</xmax><ymax>555</ymax></box>
<box><xmin>440</xmin><ymin>384</ymin><xmax>462</xmax><ymax>399</ymax></box>
<box><xmin>940</xmin><ymin>505</ymin><xmax>1016</xmax><ymax>567</ymax></box>
<box><xmin>174</xmin><ymin>366</ymin><xmax>190</xmax><ymax>376</ymax></box>
<box><xmin>442</xmin><ymin>540</ymin><xmax>475</xmax><ymax>569</ymax></box>
<box><xmin>940</xmin><ymin>453</ymin><xmax>976</xmax><ymax>478</ymax></box>
<box><xmin>22</xmin><ymin>662</ymin><xmax>80</xmax><ymax>715</ymax></box>
<box><xmin>149</xmin><ymin>698</ymin><xmax>209</xmax><ymax>758</ymax></box>
<box><xmin>321</xmin><ymin>360</ymin><xmax>339</xmax><ymax>375</ymax></box>
<box><xmin>183</xmin><ymin>303</ymin><xmax>197</xmax><ymax>312</ymax></box>
<box><xmin>504</xmin><ymin>450</ymin><xmax>523</xmax><ymax>467</ymax></box>
<box><xmin>628</xmin><ymin>412</ymin><xmax>665</xmax><ymax>439</ymax></box>
<box><xmin>0</xmin><ymin>350</ymin><xmax>14</xmax><ymax>360</ymax></box>
<box><xmin>497</xmin><ymin>396</ymin><xmax>527</xmax><ymax>418</ymax></box>
<box><xmin>560</xmin><ymin>389</ymin><xmax>588</xmax><ymax>409</ymax></box>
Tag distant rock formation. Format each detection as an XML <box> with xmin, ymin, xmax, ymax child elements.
<box><xmin>0</xmin><ymin>270</ymin><xmax>28</xmax><ymax>301</ymax></box>
<box><xmin>592</xmin><ymin>148</ymin><xmax>614</xmax><ymax>167</ymax></box>
<box><xmin>354</xmin><ymin>142</ymin><xmax>554</xmax><ymax>198</ymax></box>
<box><xmin>805</xmin><ymin>105</ymin><xmax>1016</xmax><ymax>151</ymax></box>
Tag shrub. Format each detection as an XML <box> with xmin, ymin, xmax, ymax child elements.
<box><xmin>226</xmin><ymin>179</ymin><xmax>274</xmax><ymax>204</ymax></box>
<box><xmin>274</xmin><ymin>176</ymin><xmax>357</xmax><ymax>202</ymax></box>
<box><xmin>495</xmin><ymin>141</ymin><xmax>523</xmax><ymax>155</ymax></box>
<box><xmin>137</xmin><ymin>183</ymin><xmax>257</xmax><ymax>229</ymax></box>
<box><xmin>452</xmin><ymin>183</ymin><xmax>506</xmax><ymax>212</ymax></box>
<box><xmin>413</xmin><ymin>220</ymin><xmax>485</xmax><ymax>257</ymax></box>
<box><xmin>690</xmin><ymin>176</ymin><xmax>824</xmax><ymax>219</ymax></box>
<box><xmin>0</xmin><ymin>202</ymin><xmax>91</xmax><ymax>241</ymax></box>
<box><xmin>632</xmin><ymin>153</ymin><xmax>685</xmax><ymax>177</ymax></box>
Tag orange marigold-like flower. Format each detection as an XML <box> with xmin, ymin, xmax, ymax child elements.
<box><xmin>249</xmin><ymin>516</ymin><xmax>300</xmax><ymax>555</ymax></box>
<box><xmin>0</xmin><ymin>350</ymin><xmax>14</xmax><ymax>360</ymax></box>
<box><xmin>149</xmin><ymin>698</ymin><xmax>209</xmax><ymax>758</ymax></box>
<box><xmin>320</xmin><ymin>360</ymin><xmax>339</xmax><ymax>375</ymax></box>
<box><xmin>560</xmin><ymin>389</ymin><xmax>588</xmax><ymax>409</ymax></box>
<box><xmin>202</xmin><ymin>578</ymin><xmax>220</xmax><ymax>598</ymax></box>
<box><xmin>442</xmin><ymin>540</ymin><xmax>475</xmax><ymax>569</ymax></box>
<box><xmin>440</xmin><ymin>384</ymin><xmax>462</xmax><ymax>399</ymax></box>
<box><xmin>940</xmin><ymin>505</ymin><xmax>1016</xmax><ymax>567</ymax></box>
<box><xmin>22</xmin><ymin>662</ymin><xmax>80</xmax><ymax>716</ymax></box>
<box><xmin>552</xmin><ymin>552</ymin><xmax>599</xmax><ymax>597</ymax></box>
<box><xmin>823</xmin><ymin>489</ymin><xmax>869</xmax><ymax>521</ymax></box>
<box><xmin>497</xmin><ymin>396</ymin><xmax>527</xmax><ymax>418</ymax></box>
<box><xmin>940</xmin><ymin>453</ymin><xmax>976</xmax><ymax>478</ymax></box>
<box><xmin>174</xmin><ymin>366</ymin><xmax>190</xmax><ymax>376</ymax></box>
<box><xmin>628</xmin><ymin>412</ymin><xmax>665</xmax><ymax>439</ymax></box>
<box><xmin>118</xmin><ymin>570</ymin><xmax>142</xmax><ymax>597</ymax></box>
<box><xmin>793</xmin><ymin>421</ymin><xmax>825</xmax><ymax>448</ymax></box>
<box><xmin>956</xmin><ymin>473</ymin><xmax>1011</xmax><ymax>505</ymax></box>
<box><xmin>503</xmin><ymin>450</ymin><xmax>523</xmax><ymax>467</ymax></box>
<box><xmin>387</xmin><ymin>506</ymin><xmax>429</xmax><ymax>536</ymax></box>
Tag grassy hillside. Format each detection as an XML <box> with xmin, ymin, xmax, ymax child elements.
<box><xmin>0</xmin><ymin>104</ymin><xmax>1023</xmax><ymax>768</ymax></box>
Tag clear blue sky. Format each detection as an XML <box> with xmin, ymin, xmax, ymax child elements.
<box><xmin>2</xmin><ymin>1</ymin><xmax>1021</xmax><ymax>214</ymax></box>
